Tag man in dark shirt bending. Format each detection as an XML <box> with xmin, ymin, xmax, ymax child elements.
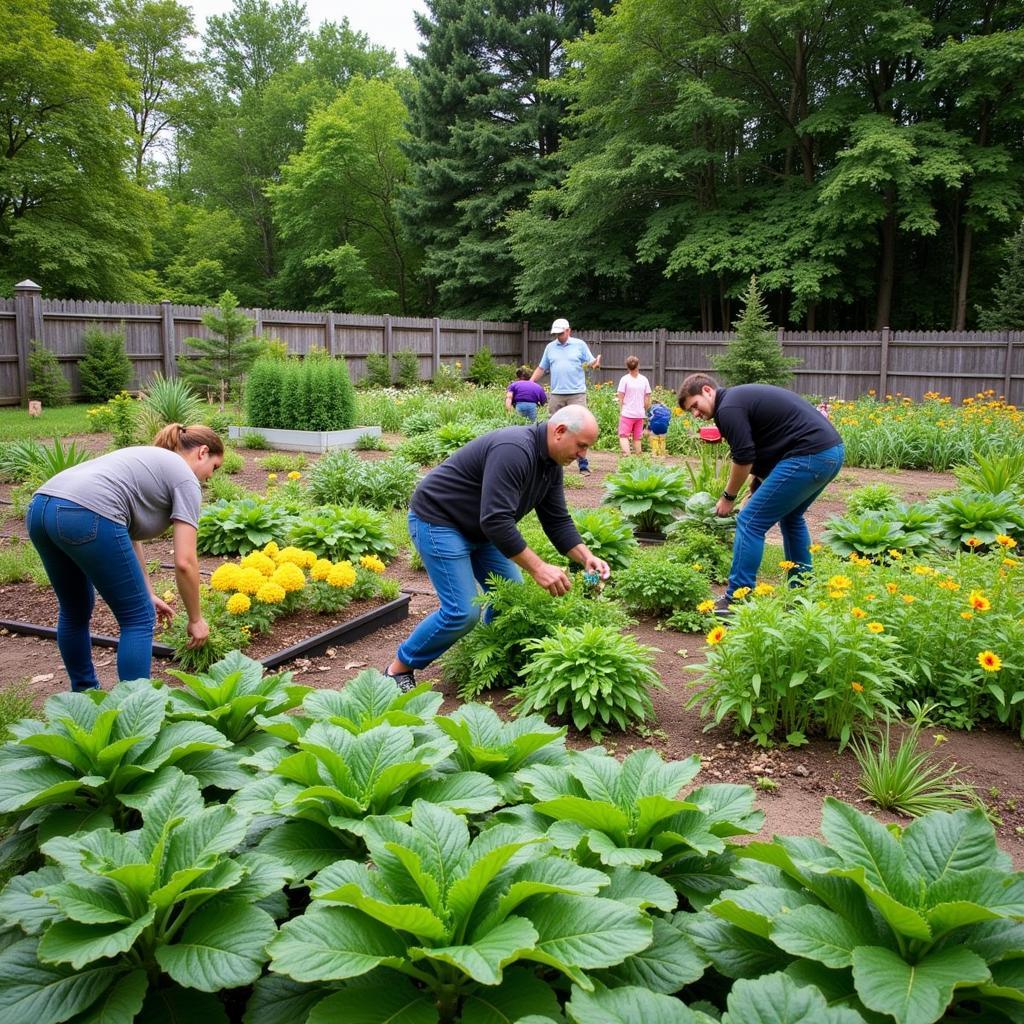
<box><xmin>384</xmin><ymin>407</ymin><xmax>611</xmax><ymax>690</ymax></box>
<box><xmin>678</xmin><ymin>374</ymin><xmax>844</xmax><ymax>612</ymax></box>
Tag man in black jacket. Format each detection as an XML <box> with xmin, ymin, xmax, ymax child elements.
<box><xmin>384</xmin><ymin>407</ymin><xmax>611</xmax><ymax>690</ymax></box>
<box><xmin>678</xmin><ymin>374</ymin><xmax>844</xmax><ymax>611</ymax></box>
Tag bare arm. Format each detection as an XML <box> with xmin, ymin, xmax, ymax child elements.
<box><xmin>529</xmin><ymin>365</ymin><xmax>544</xmax><ymax>384</ymax></box>
<box><xmin>172</xmin><ymin>521</ymin><xmax>209</xmax><ymax>648</ymax></box>
<box><xmin>133</xmin><ymin>540</ymin><xmax>173</xmax><ymax>628</ymax></box>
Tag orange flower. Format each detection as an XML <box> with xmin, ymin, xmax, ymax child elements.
<box><xmin>778</xmin><ymin>560</ymin><xmax>797</xmax><ymax>571</ymax></box>
<box><xmin>967</xmin><ymin>590</ymin><xmax>991</xmax><ymax>612</ymax></box>
<box><xmin>885</xmin><ymin>582</ymin><xmax>899</xmax><ymax>595</ymax></box>
<box><xmin>960</xmin><ymin>611</ymin><xmax>974</xmax><ymax>620</ymax></box>
<box><xmin>828</xmin><ymin>575</ymin><xmax>852</xmax><ymax>590</ymax></box>
<box><xmin>977</xmin><ymin>650</ymin><xmax>1002</xmax><ymax>672</ymax></box>
<box><xmin>867</xmin><ymin>622</ymin><xmax>885</xmax><ymax>634</ymax></box>
<box><xmin>850</xmin><ymin>681</ymin><xmax>864</xmax><ymax>693</ymax></box>
<box><xmin>964</xmin><ymin>537</ymin><xmax>982</xmax><ymax>549</ymax></box>
<box><xmin>706</xmin><ymin>626</ymin><xmax>727</xmax><ymax>646</ymax></box>
<box><xmin>732</xmin><ymin>587</ymin><xmax>751</xmax><ymax>600</ymax></box>
<box><xmin>850</xmin><ymin>607</ymin><xmax>867</xmax><ymax>619</ymax></box>
<box><xmin>995</xmin><ymin>535</ymin><xmax>1017</xmax><ymax>549</ymax></box>
<box><xmin>809</xmin><ymin>544</ymin><xmax>822</xmax><ymax>553</ymax></box>
<box><xmin>936</xmin><ymin>579</ymin><xmax>960</xmax><ymax>592</ymax></box>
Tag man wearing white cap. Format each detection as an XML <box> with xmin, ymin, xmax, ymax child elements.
<box><xmin>530</xmin><ymin>317</ymin><xmax>601</xmax><ymax>473</ymax></box>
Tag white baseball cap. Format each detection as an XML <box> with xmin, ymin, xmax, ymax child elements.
<box><xmin>549</xmin><ymin>318</ymin><xmax>570</xmax><ymax>334</ymax></box>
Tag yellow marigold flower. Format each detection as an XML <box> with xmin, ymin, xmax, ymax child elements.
<box><xmin>272</xmin><ymin>563</ymin><xmax>306</xmax><ymax>593</ymax></box>
<box><xmin>162</xmin><ymin>589</ymin><xmax>176</xmax><ymax>603</ymax></box>
<box><xmin>263</xmin><ymin>542</ymin><xmax>280</xmax><ymax>557</ymax></box>
<box><xmin>778</xmin><ymin>560</ymin><xmax>797</xmax><ymax>571</ymax></box>
<box><xmin>210</xmin><ymin>564</ymin><xmax>242</xmax><ymax>592</ymax></box>
<box><xmin>809</xmin><ymin>543</ymin><xmax>822</xmax><ymax>553</ymax></box>
<box><xmin>226</xmin><ymin>592</ymin><xmax>251</xmax><ymax>615</ymax></box>
<box><xmin>888</xmin><ymin>549</ymin><xmax>902</xmax><ymax>560</ymax></box>
<box><xmin>267</xmin><ymin>472</ymin><xmax>278</xmax><ymax>481</ymax></box>
<box><xmin>697</xmin><ymin>599</ymin><xmax>716</xmax><ymax>614</ymax></box>
<box><xmin>828</xmin><ymin>590</ymin><xmax>845</xmax><ymax>600</ymax></box>
<box><xmin>977</xmin><ymin>650</ymin><xmax>1002</xmax><ymax>672</ymax></box>
<box><xmin>753</xmin><ymin>583</ymin><xmax>775</xmax><ymax>597</ymax></box>
<box><xmin>828</xmin><ymin>575</ymin><xmax>852</xmax><ymax>590</ymax></box>
<box><xmin>867</xmin><ymin>621</ymin><xmax>885</xmax><ymax>634</ymax></box>
<box><xmin>964</xmin><ymin>537</ymin><xmax>982</xmax><ymax>548</ymax></box>
<box><xmin>288</xmin><ymin>471</ymin><xmax>302</xmax><ymax>480</ymax></box>
<box><xmin>327</xmin><ymin>561</ymin><xmax>357</xmax><ymax>589</ymax></box>
<box><xmin>850</xmin><ymin>607</ymin><xmax>867</xmax><ymax>618</ymax></box>
<box><xmin>255</xmin><ymin>581</ymin><xmax>286</xmax><ymax>604</ymax></box>
<box><xmin>885</xmin><ymin>582</ymin><xmax>899</xmax><ymax>595</ymax></box>
<box><xmin>902</xmin><ymin>594</ymin><xmax>916</xmax><ymax>604</ymax></box>
<box><xmin>1003</xmin><ymin>558</ymin><xmax>1019</xmax><ymax>569</ymax></box>
<box><xmin>273</xmin><ymin>545</ymin><xmax>306</xmax><ymax>566</ymax></box>
<box><xmin>995</xmin><ymin>534</ymin><xmax>1017</xmax><ymax>548</ymax></box>
<box><xmin>311</xmin><ymin>558</ymin><xmax>334</xmax><ymax>581</ymax></box>
<box><xmin>360</xmin><ymin>554</ymin><xmax>387</xmax><ymax>574</ymax></box>
<box><xmin>691</xmin><ymin>563</ymin><xmax>703</xmax><ymax>571</ymax></box>
<box><xmin>967</xmin><ymin>590</ymin><xmax>991</xmax><ymax>612</ymax></box>
<box><xmin>913</xmin><ymin>565</ymin><xmax>935</xmax><ymax>576</ymax></box>
<box><xmin>960</xmin><ymin>611</ymin><xmax>974</xmax><ymax>620</ymax></box>
<box><xmin>850</xmin><ymin>681</ymin><xmax>864</xmax><ymax>693</ymax></box>
<box><xmin>732</xmin><ymin>587</ymin><xmax>751</xmax><ymax>600</ymax></box>
<box><xmin>706</xmin><ymin>626</ymin><xmax>727</xmax><ymax>645</ymax></box>
<box><xmin>241</xmin><ymin>551</ymin><xmax>276</xmax><ymax>576</ymax></box>
<box><xmin>235</xmin><ymin>568</ymin><xmax>267</xmax><ymax>595</ymax></box>
<box><xmin>936</xmin><ymin>579</ymin><xmax>960</xmax><ymax>591</ymax></box>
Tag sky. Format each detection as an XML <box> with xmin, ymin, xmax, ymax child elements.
<box><xmin>184</xmin><ymin>0</ymin><xmax>429</xmax><ymax>65</ymax></box>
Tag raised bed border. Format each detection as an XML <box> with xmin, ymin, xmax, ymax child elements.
<box><xmin>228</xmin><ymin>424</ymin><xmax>382</xmax><ymax>453</ymax></box>
<box><xmin>0</xmin><ymin>592</ymin><xmax>411</xmax><ymax>671</ymax></box>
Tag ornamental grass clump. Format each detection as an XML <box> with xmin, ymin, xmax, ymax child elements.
<box><xmin>514</xmin><ymin>623</ymin><xmax>662</xmax><ymax>737</ymax></box>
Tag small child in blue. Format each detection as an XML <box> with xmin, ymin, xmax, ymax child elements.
<box><xmin>648</xmin><ymin>401</ymin><xmax>671</xmax><ymax>455</ymax></box>
<box><xmin>505</xmin><ymin>367</ymin><xmax>547</xmax><ymax>422</ymax></box>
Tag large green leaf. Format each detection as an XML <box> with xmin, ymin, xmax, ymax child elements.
<box><xmin>134</xmin><ymin>721</ymin><xmax>230</xmax><ymax>771</ymax></box>
<box><xmin>256</xmin><ymin>819</ymin><xmax>355</xmax><ymax>881</ymax></box>
<box><xmin>268</xmin><ymin>906</ymin><xmax>407</xmax><ymax>982</ymax></box>
<box><xmin>721</xmin><ymin>971</ymin><xmax>867</xmax><ymax>1023</ymax></box>
<box><xmin>460</xmin><ymin>968</ymin><xmax>563</xmax><ymax>1024</ymax></box>
<box><xmin>156</xmin><ymin>901</ymin><xmax>277</xmax><ymax>991</ymax></box>
<box><xmin>44</xmin><ymin>879</ymin><xmax>132</xmax><ymax>925</ymax></box>
<box><xmin>828</xmin><ymin>865</ymin><xmax>932</xmax><ymax>941</ymax></box>
<box><xmin>402</xmin><ymin>772</ymin><xmax>502</xmax><ymax>815</ymax></box>
<box><xmin>710</xmin><ymin>884</ymin><xmax>817</xmax><ymax>940</ymax></box>
<box><xmin>37</xmin><ymin>910</ymin><xmax>156</xmax><ymax>970</ymax></box>
<box><xmin>71</xmin><ymin>969</ymin><xmax>147</xmax><ymax>1024</ymax></box>
<box><xmin>0</xmin><ymin>866</ymin><xmax>63</xmax><ymax>934</ymax></box>
<box><xmin>306</xmin><ymin>979</ymin><xmax>437</xmax><ymax>1024</ymax></box>
<box><xmin>820</xmin><ymin>799</ymin><xmax>911</xmax><ymax>901</ymax></box>
<box><xmin>0</xmin><ymin>761</ymin><xmax>79</xmax><ymax>814</ymax></box>
<box><xmin>684</xmin><ymin>911</ymin><xmax>790</xmax><ymax>980</ymax></box>
<box><xmin>117</xmin><ymin>767</ymin><xmax>204</xmax><ymax>852</ymax></box>
<box><xmin>770</xmin><ymin>904</ymin><xmax>877</xmax><ymax>969</ymax></box>
<box><xmin>161</xmin><ymin>805</ymin><xmax>248</xmax><ymax>878</ymax></box>
<box><xmin>599</xmin><ymin>866</ymin><xmax>676</xmax><ymax>912</ymax></box>
<box><xmin>902</xmin><ymin>809</ymin><xmax>1004</xmax><ymax>883</ymax></box>
<box><xmin>598</xmin><ymin>917</ymin><xmax>707</xmax><ymax>993</ymax></box>
<box><xmin>566</xmin><ymin>984</ymin><xmax>700</xmax><ymax>1024</ymax></box>
<box><xmin>242</xmin><ymin>974</ymin><xmax>336</xmax><ymax>1024</ymax></box>
<box><xmin>412</xmin><ymin>916</ymin><xmax>539</xmax><ymax>984</ymax></box>
<box><xmin>926</xmin><ymin>868</ymin><xmax>1024</xmax><ymax>936</ymax></box>
<box><xmin>852</xmin><ymin>945</ymin><xmax>991</xmax><ymax>1024</ymax></box>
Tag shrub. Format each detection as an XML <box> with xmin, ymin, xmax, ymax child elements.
<box><xmin>307</xmin><ymin>451</ymin><xmax>418</xmax><ymax>510</ymax></box>
<box><xmin>258</xmin><ymin>452</ymin><xmax>307</xmax><ymax>472</ymax></box>
<box><xmin>77</xmin><ymin>326</ymin><xmax>133</xmax><ymax>401</ymax></box>
<box><xmin>178</xmin><ymin>289</ymin><xmax>264</xmax><ymax>400</ymax></box>
<box><xmin>664</xmin><ymin>525</ymin><xmax>734</xmax><ymax>584</ymax></box>
<box><xmin>395</xmin><ymin>431</ymin><xmax>444</xmax><ymax>466</ymax></box>
<box><xmin>514</xmin><ymin>624</ymin><xmax>662</xmax><ymax>736</ymax></box>
<box><xmin>288</xmin><ymin>504</ymin><xmax>396</xmax><ymax>562</ymax></box>
<box><xmin>603</xmin><ymin>459</ymin><xmax>691</xmax><ymax>533</ymax></box>
<box><xmin>846</xmin><ymin>482</ymin><xmax>901</xmax><ymax>516</ymax></box>
<box><xmin>392</xmin><ymin>348</ymin><xmax>420</xmax><ymax>387</ymax></box>
<box><xmin>0</xmin><ymin>437</ymin><xmax>91</xmax><ymax>485</ymax></box>
<box><xmin>467</xmin><ymin>346</ymin><xmax>506</xmax><ymax>386</ymax></box>
<box><xmin>354</xmin><ymin>431</ymin><xmax>387</xmax><ymax>450</ymax></box>
<box><xmin>245</xmin><ymin>356</ymin><xmax>356</xmax><ymax>431</ymax></box>
<box><xmin>138</xmin><ymin>374</ymin><xmax>203</xmax><ymax>434</ymax></box>
<box><xmin>26</xmin><ymin>342</ymin><xmax>69</xmax><ymax>407</ymax></box>
<box><xmin>571</xmin><ymin>507</ymin><xmax>639</xmax><ymax>571</ymax></box>
<box><xmin>362</xmin><ymin>351</ymin><xmax>392</xmax><ymax>388</ymax></box>
<box><xmin>953</xmin><ymin>450</ymin><xmax>1024</xmax><ymax>498</ymax></box>
<box><xmin>432</xmin><ymin>360</ymin><xmax>466</xmax><ymax>393</ymax></box>
<box><xmin>197</xmin><ymin>498</ymin><xmax>296</xmax><ymax>555</ymax></box>
<box><xmin>613</xmin><ymin>552</ymin><xmax>711</xmax><ymax>617</ymax></box>
<box><xmin>241</xmin><ymin>431</ymin><xmax>268</xmax><ymax>449</ymax></box>
<box><xmin>401</xmin><ymin>409</ymin><xmax>441</xmax><ymax>435</ymax></box>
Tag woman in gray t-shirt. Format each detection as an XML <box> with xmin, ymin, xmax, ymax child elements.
<box><xmin>27</xmin><ymin>423</ymin><xmax>223</xmax><ymax>691</ymax></box>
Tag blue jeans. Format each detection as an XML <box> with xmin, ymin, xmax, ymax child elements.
<box><xmin>27</xmin><ymin>495</ymin><xmax>155</xmax><ymax>690</ymax></box>
<box><xmin>515</xmin><ymin>401</ymin><xmax>538</xmax><ymax>422</ymax></box>
<box><xmin>727</xmin><ymin>444</ymin><xmax>844</xmax><ymax>598</ymax></box>
<box><xmin>398</xmin><ymin>511</ymin><xmax>523</xmax><ymax>669</ymax></box>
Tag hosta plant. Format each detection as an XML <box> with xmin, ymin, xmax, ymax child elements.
<box><xmin>603</xmin><ymin>459</ymin><xmax>691</xmax><ymax>533</ymax></box>
<box><xmin>571</xmin><ymin>506</ymin><xmax>640</xmax><ymax>571</ymax></box>
<box><xmin>514</xmin><ymin>624</ymin><xmax>662</xmax><ymax>737</ymax></box>
<box><xmin>288</xmin><ymin>504</ymin><xmax>396</xmax><ymax>562</ymax></box>
<box><xmin>265</xmin><ymin>800</ymin><xmax>655</xmax><ymax>1023</ymax></box>
<box><xmin>822</xmin><ymin>511</ymin><xmax>915</xmax><ymax>557</ymax></box>
<box><xmin>0</xmin><ymin>768</ymin><xmax>281</xmax><ymax>1023</ymax></box>
<box><xmin>930</xmin><ymin>489</ymin><xmax>1023</xmax><ymax>548</ymax></box>
<box><xmin>846</xmin><ymin>482</ymin><xmax>900</xmax><ymax>516</ymax></box>
<box><xmin>197</xmin><ymin>498</ymin><xmax>296</xmax><ymax>555</ymax></box>
<box><xmin>691</xmin><ymin>799</ymin><xmax>1024</xmax><ymax>1024</ymax></box>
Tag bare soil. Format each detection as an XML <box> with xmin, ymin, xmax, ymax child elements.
<box><xmin>3</xmin><ymin>437</ymin><xmax>1021</xmax><ymax>866</ymax></box>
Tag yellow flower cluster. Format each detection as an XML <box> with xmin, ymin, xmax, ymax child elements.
<box><xmin>256</xmin><ymin>581</ymin><xmax>287</xmax><ymax>604</ymax></box>
<box><xmin>697</xmin><ymin>599</ymin><xmax>716</xmax><ymax>614</ymax></box>
<box><xmin>359</xmin><ymin>554</ymin><xmax>387</xmax><ymax>574</ymax></box>
<box><xmin>753</xmin><ymin>583</ymin><xmax>775</xmax><ymax>597</ymax></box>
<box><xmin>272</xmin><ymin>563</ymin><xmax>306</xmax><ymax>593</ymax></box>
<box><xmin>327</xmin><ymin>561</ymin><xmax>357</xmax><ymax>588</ymax></box>
<box><xmin>226</xmin><ymin>593</ymin><xmax>251</xmax><ymax>615</ymax></box>
<box><xmin>241</xmin><ymin>551</ymin><xmax>276</xmax><ymax>576</ymax></box>
<box><xmin>274</xmin><ymin>546</ymin><xmax>316</xmax><ymax>569</ymax></box>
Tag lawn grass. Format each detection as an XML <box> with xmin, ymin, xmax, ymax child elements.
<box><xmin>0</xmin><ymin>403</ymin><xmax>94</xmax><ymax>441</ymax></box>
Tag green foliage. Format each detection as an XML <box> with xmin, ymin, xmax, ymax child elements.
<box><xmin>162</xmin><ymin>593</ymin><xmax>251</xmax><ymax>672</ymax></box>
<box><xmin>0</xmin><ymin>437</ymin><xmax>91</xmax><ymax>487</ymax></box>
<box><xmin>106</xmin><ymin>390</ymin><xmax>140</xmax><ymax>448</ymax></box>
<box><xmin>362</xmin><ymin>351</ymin><xmax>392</xmax><ymax>388</ymax></box>
<box><xmin>353</xmin><ymin>431</ymin><xmax>387</xmax><ymax>450</ymax></box>
<box><xmin>392</xmin><ymin>349</ymin><xmax>420</xmax><ymax>388</ymax></box>
<box><xmin>672</xmin><ymin>491</ymin><xmax>739</xmax><ymax>538</ymax></box>
<box><xmin>441</xmin><ymin>576</ymin><xmax>632</xmax><ymax>701</ymax></box>
<box><xmin>664</xmin><ymin>526</ymin><xmax>734</xmax><ymax>585</ymax></box>
<box><xmin>852</xmin><ymin>723</ymin><xmax>977</xmax><ymax>817</ymax></box>
<box><xmin>258</xmin><ymin>452</ymin><xmax>306</xmax><ymax>472</ymax></box>
<box><xmin>218</xmin><ymin>446</ymin><xmax>244</xmax><ymax>474</ymax></box>
<box><xmin>178</xmin><ymin>290</ymin><xmax>264</xmax><ymax>398</ymax></box>
<box><xmin>0</xmin><ymin>538</ymin><xmax>47</xmax><ymax>586</ymax></box>
<box><xmin>138</xmin><ymin>374</ymin><xmax>203</xmax><ymax>434</ymax></box>
<box><xmin>241</xmin><ymin>431</ymin><xmax>268</xmax><ymax>449</ymax></box>
<box><xmin>822</xmin><ymin>509</ymin><xmax>936</xmax><ymax>558</ymax></box>
<box><xmin>467</xmin><ymin>347</ymin><xmax>509</xmax><ymax>386</ymax></box>
<box><xmin>77</xmin><ymin>327</ymin><xmax>133</xmax><ymax>402</ymax></box>
<box><xmin>288</xmin><ymin>504</ymin><xmax>396</xmax><ymax>562</ymax></box>
<box><xmin>26</xmin><ymin>344</ymin><xmax>70</xmax><ymax>407</ymax></box>
<box><xmin>603</xmin><ymin>459</ymin><xmax>691</xmax><ymax>533</ymax></box>
<box><xmin>245</xmin><ymin>356</ymin><xmax>356</xmax><ymax>431</ymax></box>
<box><xmin>846</xmin><ymin>483</ymin><xmax>901</xmax><ymax>517</ymax></box>
<box><xmin>431</xmin><ymin>360</ymin><xmax>466</xmax><ymax>393</ymax></box>
<box><xmin>695</xmin><ymin>799</ymin><xmax>1023</xmax><ymax>1024</ymax></box>
<box><xmin>953</xmin><ymin>450</ymin><xmax>1024</xmax><ymax>498</ymax></box>
<box><xmin>515</xmin><ymin>624</ymin><xmax>662</xmax><ymax>736</ymax></box>
<box><xmin>613</xmin><ymin>552</ymin><xmax>712</xmax><ymax>618</ymax></box>
<box><xmin>712</xmin><ymin>277</ymin><xmax>800</xmax><ymax>386</ymax></box>
<box><xmin>930</xmin><ymin>489</ymin><xmax>1024</xmax><ymax>549</ymax></box>
<box><xmin>400</xmin><ymin>408</ymin><xmax>440</xmax><ymax>435</ymax></box>
<box><xmin>571</xmin><ymin>506</ymin><xmax>640</xmax><ymax>571</ymax></box>
<box><xmin>307</xmin><ymin>450</ymin><xmax>419</xmax><ymax>510</ymax></box>
<box><xmin>197</xmin><ymin>498</ymin><xmax>296</xmax><ymax>555</ymax></box>
<box><xmin>0</xmin><ymin>405</ymin><xmax>94</xmax><ymax>442</ymax></box>
<box><xmin>979</xmin><ymin>217</ymin><xmax>1024</xmax><ymax>330</ymax></box>
<box><xmin>0</xmin><ymin>683</ymin><xmax>32</xmax><ymax>742</ymax></box>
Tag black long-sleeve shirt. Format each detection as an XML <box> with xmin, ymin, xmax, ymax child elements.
<box><xmin>714</xmin><ymin>384</ymin><xmax>843</xmax><ymax>479</ymax></box>
<box><xmin>410</xmin><ymin>423</ymin><xmax>583</xmax><ymax>559</ymax></box>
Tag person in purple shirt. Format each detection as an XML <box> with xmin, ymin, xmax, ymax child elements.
<box><xmin>505</xmin><ymin>367</ymin><xmax>548</xmax><ymax>422</ymax></box>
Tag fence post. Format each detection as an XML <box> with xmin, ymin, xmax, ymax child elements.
<box><xmin>1003</xmin><ymin>330</ymin><xmax>1013</xmax><ymax>400</ymax></box>
<box><xmin>520</xmin><ymin>321</ymin><xmax>529</xmax><ymax>366</ymax></box>
<box><xmin>383</xmin><ymin>314</ymin><xmax>392</xmax><ymax>361</ymax></box>
<box><xmin>160</xmin><ymin>301</ymin><xmax>176</xmax><ymax>380</ymax></box>
<box><xmin>472</xmin><ymin>323</ymin><xmax>482</xmax><ymax>367</ymax></box>
<box><xmin>431</xmin><ymin>317</ymin><xmax>441</xmax><ymax>377</ymax></box>
<box><xmin>252</xmin><ymin>308</ymin><xmax>263</xmax><ymax>337</ymax></box>
<box><xmin>879</xmin><ymin>326</ymin><xmax>890</xmax><ymax>397</ymax></box>
<box><xmin>325</xmin><ymin>312</ymin><xmax>337</xmax><ymax>356</ymax></box>
<box><xmin>656</xmin><ymin>328</ymin><xmax>667</xmax><ymax>388</ymax></box>
<box><xmin>14</xmin><ymin>280</ymin><xmax>43</xmax><ymax>404</ymax></box>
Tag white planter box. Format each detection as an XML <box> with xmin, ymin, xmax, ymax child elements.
<box><xmin>228</xmin><ymin>425</ymin><xmax>381</xmax><ymax>453</ymax></box>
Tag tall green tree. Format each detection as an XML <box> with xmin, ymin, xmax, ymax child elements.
<box><xmin>179</xmin><ymin>290</ymin><xmax>265</xmax><ymax>398</ymax></box>
<box><xmin>400</xmin><ymin>0</ymin><xmax>610</xmax><ymax>319</ymax></box>
<box><xmin>0</xmin><ymin>0</ymin><xmax>152</xmax><ymax>296</ymax></box>
<box><xmin>979</xmin><ymin>218</ymin><xmax>1024</xmax><ymax>330</ymax></box>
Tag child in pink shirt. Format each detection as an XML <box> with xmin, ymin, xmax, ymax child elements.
<box><xmin>617</xmin><ymin>356</ymin><xmax>652</xmax><ymax>455</ymax></box>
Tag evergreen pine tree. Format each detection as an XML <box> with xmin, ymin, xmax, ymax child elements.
<box><xmin>178</xmin><ymin>290</ymin><xmax>265</xmax><ymax>400</ymax></box>
<box><xmin>712</xmin><ymin>277</ymin><xmax>801</xmax><ymax>387</ymax></box>
<box><xmin>979</xmin><ymin>219</ymin><xmax>1024</xmax><ymax>330</ymax></box>
<box><xmin>27</xmin><ymin>342</ymin><xmax>71</xmax><ymax>407</ymax></box>
<box><xmin>399</xmin><ymin>0</ymin><xmax>608</xmax><ymax>319</ymax></box>
<box><xmin>78</xmin><ymin>327</ymin><xmax>133</xmax><ymax>402</ymax></box>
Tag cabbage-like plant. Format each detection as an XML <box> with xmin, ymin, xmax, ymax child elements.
<box><xmin>264</xmin><ymin>800</ymin><xmax>655</xmax><ymax>1023</ymax></box>
<box><xmin>603</xmin><ymin>459</ymin><xmax>690</xmax><ymax>533</ymax></box>
<box><xmin>197</xmin><ymin>498</ymin><xmax>296</xmax><ymax>555</ymax></box>
<box><xmin>0</xmin><ymin>768</ymin><xmax>280</xmax><ymax>1022</ymax></box>
<box><xmin>930</xmin><ymin>489</ymin><xmax>1023</xmax><ymax>548</ymax></box>
<box><xmin>302</xmin><ymin>669</ymin><xmax>443</xmax><ymax>734</ymax></box>
<box><xmin>288</xmin><ymin>504</ymin><xmax>396</xmax><ymax>562</ymax></box>
<box><xmin>572</xmin><ymin>506</ymin><xmax>640</xmax><ymax>570</ymax></box>
<box><xmin>672</xmin><ymin>491</ymin><xmax>738</xmax><ymax>536</ymax></box>
<box><xmin>821</xmin><ymin>511</ymin><xmax>912</xmax><ymax>556</ymax></box>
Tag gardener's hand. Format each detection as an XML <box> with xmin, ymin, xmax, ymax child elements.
<box><xmin>532</xmin><ymin>562</ymin><xmax>572</xmax><ymax>596</ymax></box>
<box><xmin>583</xmin><ymin>555</ymin><xmax>611</xmax><ymax>580</ymax></box>
<box><xmin>715</xmin><ymin>496</ymin><xmax>735</xmax><ymax>517</ymax></box>
<box><xmin>152</xmin><ymin>594</ymin><xmax>175</xmax><ymax>629</ymax></box>
<box><xmin>187</xmin><ymin>617</ymin><xmax>210</xmax><ymax>649</ymax></box>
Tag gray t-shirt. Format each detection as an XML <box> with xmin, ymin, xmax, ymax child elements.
<box><xmin>37</xmin><ymin>446</ymin><xmax>202</xmax><ymax>540</ymax></box>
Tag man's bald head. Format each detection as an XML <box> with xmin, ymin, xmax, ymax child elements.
<box><xmin>546</xmin><ymin>407</ymin><xmax>599</xmax><ymax>465</ymax></box>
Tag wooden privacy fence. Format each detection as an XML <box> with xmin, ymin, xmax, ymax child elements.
<box><xmin>1</xmin><ymin>281</ymin><xmax>1021</xmax><ymax>406</ymax></box>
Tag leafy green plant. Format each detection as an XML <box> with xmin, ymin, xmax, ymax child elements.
<box><xmin>197</xmin><ymin>498</ymin><xmax>296</xmax><ymax>555</ymax></box>
<box><xmin>354</xmin><ymin>431</ymin><xmax>388</xmax><ymax>450</ymax></box>
<box><xmin>77</xmin><ymin>326</ymin><xmax>133</xmax><ymax>402</ymax></box>
<box><xmin>299</xmin><ymin>670</ymin><xmax>443</xmax><ymax>737</ymax></box>
<box><xmin>258</xmin><ymin>452</ymin><xmax>307</xmax><ymax>472</ymax></box>
<box><xmin>852</xmin><ymin>722</ymin><xmax>978</xmax><ymax>816</ymax></box>
<box><xmin>846</xmin><ymin>482</ymin><xmax>901</xmax><ymax>516</ymax></box>
<box><xmin>613</xmin><ymin>552</ymin><xmax>711</xmax><ymax>617</ymax></box>
<box><xmin>241</xmin><ymin>431</ymin><xmax>268</xmax><ymax>449</ymax></box>
<box><xmin>308</xmin><ymin>450</ymin><xmax>419</xmax><ymax>509</ymax></box>
<box><xmin>603</xmin><ymin>459</ymin><xmax>691</xmax><ymax>533</ymax></box>
<box><xmin>26</xmin><ymin>342</ymin><xmax>70</xmax><ymax>407</ymax></box>
<box><xmin>363</xmin><ymin>350</ymin><xmax>392</xmax><ymax>388</ymax></box>
<box><xmin>218</xmin><ymin>446</ymin><xmax>244</xmax><ymax>474</ymax></box>
<box><xmin>395</xmin><ymin>430</ymin><xmax>444</xmax><ymax>465</ymax></box>
<box><xmin>673</xmin><ymin>491</ymin><xmax>738</xmax><ymax>537</ymax></box>
<box><xmin>245</xmin><ymin>355</ymin><xmax>356</xmax><ymax>431</ymax></box>
<box><xmin>392</xmin><ymin>348</ymin><xmax>420</xmax><ymax>388</ymax></box>
<box><xmin>288</xmin><ymin>504</ymin><xmax>396</xmax><ymax>562</ymax></box>
<box><xmin>139</xmin><ymin>372</ymin><xmax>204</xmax><ymax>429</ymax></box>
<box><xmin>206</xmin><ymin>472</ymin><xmax>247</xmax><ymax>502</ymax></box>
<box><xmin>401</xmin><ymin>408</ymin><xmax>441</xmax><ymax>435</ymax></box>
<box><xmin>0</xmin><ymin>684</ymin><xmax>33</xmax><ymax>742</ymax></box>
<box><xmin>514</xmin><ymin>624</ymin><xmax>662</xmax><ymax>736</ymax></box>
<box><xmin>265</xmin><ymin>800</ymin><xmax>654</xmax><ymax>1022</ymax></box>
<box><xmin>0</xmin><ymin>538</ymin><xmax>48</xmax><ymax>586</ymax></box>
<box><xmin>692</xmin><ymin>799</ymin><xmax>1024</xmax><ymax>1024</ymax></box>
<box><xmin>467</xmin><ymin>346</ymin><xmax>510</xmax><ymax>386</ymax></box>
<box><xmin>0</xmin><ymin>438</ymin><xmax>47</xmax><ymax>482</ymax></box>
<box><xmin>930</xmin><ymin>489</ymin><xmax>1023</xmax><ymax>548</ymax></box>
<box><xmin>0</xmin><ymin>437</ymin><xmax>91</xmax><ymax>486</ymax></box>
<box><xmin>822</xmin><ymin>511</ymin><xmax>915</xmax><ymax>557</ymax></box>
<box><xmin>572</xmin><ymin>507</ymin><xmax>640</xmax><ymax>571</ymax></box>
<box><xmin>663</xmin><ymin>525</ymin><xmax>734</xmax><ymax>584</ymax></box>
<box><xmin>0</xmin><ymin>769</ymin><xmax>279</xmax><ymax>1022</ymax></box>
<box><xmin>953</xmin><ymin>450</ymin><xmax>1024</xmax><ymax>497</ymax></box>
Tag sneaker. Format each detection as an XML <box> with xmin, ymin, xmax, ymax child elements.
<box><xmin>713</xmin><ymin>596</ymin><xmax>734</xmax><ymax>617</ymax></box>
<box><xmin>579</xmin><ymin>466</ymin><xmax>592</xmax><ymax>475</ymax></box>
<box><xmin>384</xmin><ymin>667</ymin><xmax>417</xmax><ymax>693</ymax></box>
